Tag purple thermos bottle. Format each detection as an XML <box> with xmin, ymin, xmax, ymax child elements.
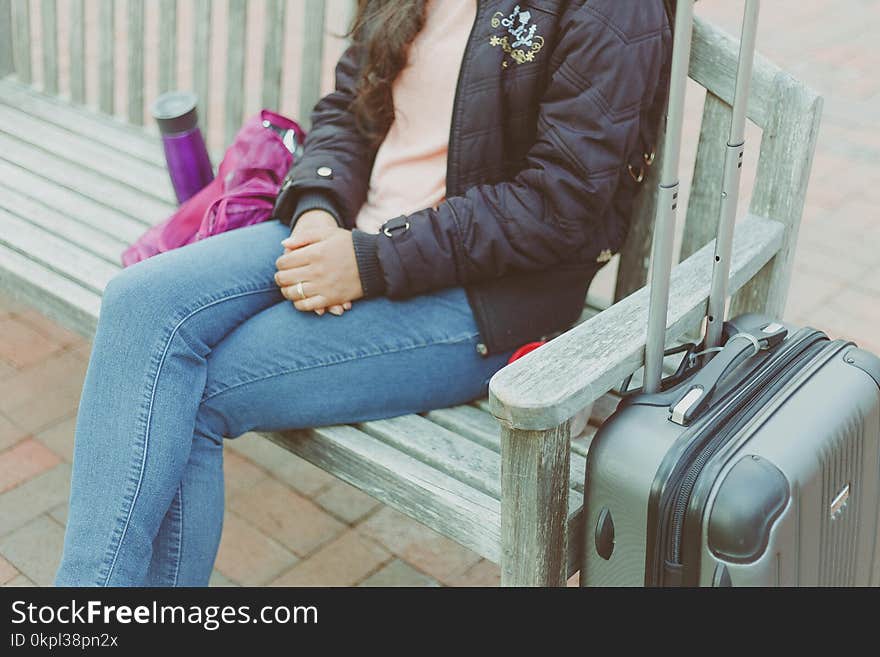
<box><xmin>151</xmin><ymin>91</ymin><xmax>214</xmax><ymax>205</ymax></box>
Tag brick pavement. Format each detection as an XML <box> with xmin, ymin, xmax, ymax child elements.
<box><xmin>1</xmin><ymin>0</ymin><xmax>878</xmax><ymax>587</ymax></box>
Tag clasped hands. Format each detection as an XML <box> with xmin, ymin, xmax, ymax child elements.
<box><xmin>274</xmin><ymin>210</ymin><xmax>364</xmax><ymax>316</ymax></box>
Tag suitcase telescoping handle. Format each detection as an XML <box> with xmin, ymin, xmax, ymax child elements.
<box><xmin>643</xmin><ymin>0</ymin><xmax>761</xmax><ymax>394</ymax></box>
<box><xmin>704</xmin><ymin>0</ymin><xmax>761</xmax><ymax>350</ymax></box>
<box><xmin>643</xmin><ymin>0</ymin><xmax>695</xmax><ymax>394</ymax></box>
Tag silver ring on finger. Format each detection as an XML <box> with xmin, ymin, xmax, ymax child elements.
<box><xmin>296</xmin><ymin>280</ymin><xmax>307</xmax><ymax>301</ymax></box>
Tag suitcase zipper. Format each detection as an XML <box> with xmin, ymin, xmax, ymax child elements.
<box><xmin>668</xmin><ymin>340</ymin><xmax>827</xmax><ymax>562</ymax></box>
<box><xmin>648</xmin><ymin>328</ymin><xmax>828</xmax><ymax>585</ymax></box>
<box><xmin>677</xmin><ymin>338</ymin><xmax>854</xmax><ymax>585</ymax></box>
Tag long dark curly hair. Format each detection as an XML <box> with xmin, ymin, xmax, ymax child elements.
<box><xmin>347</xmin><ymin>0</ymin><xmax>429</xmax><ymax>146</ymax></box>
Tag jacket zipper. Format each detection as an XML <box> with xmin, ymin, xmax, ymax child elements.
<box><xmin>445</xmin><ymin>1</ymin><xmax>481</xmax><ymax>198</ymax></box>
<box><xmin>446</xmin><ymin>2</ymin><xmax>489</xmax><ymax>352</ymax></box>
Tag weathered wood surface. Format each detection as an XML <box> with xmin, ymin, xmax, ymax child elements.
<box><xmin>11</xmin><ymin>0</ymin><xmax>30</xmax><ymax>84</ymax></box>
<box><xmin>0</xmin><ymin>103</ymin><xmax>173</xmax><ymax>201</ymax></box>
<box><xmin>127</xmin><ymin>0</ymin><xmax>145</xmax><ymax>124</ymax></box>
<box><xmin>98</xmin><ymin>0</ymin><xmax>115</xmax><ymax>113</ymax></box>
<box><xmin>678</xmin><ymin>92</ymin><xmax>731</xmax><ymax>339</ymax></box>
<box><xmin>192</xmin><ymin>0</ymin><xmax>212</xmax><ymax>131</ymax></box>
<box><xmin>424</xmin><ymin>404</ymin><xmax>589</xmax><ymax>495</ymax></box>
<box><xmin>730</xmin><ymin>76</ymin><xmax>823</xmax><ymax>319</ymax></box>
<box><xmin>501</xmin><ymin>422</ymin><xmax>572</xmax><ymax>586</ymax></box>
<box><xmin>299</xmin><ymin>0</ymin><xmax>327</xmax><ymax>129</ymax></box>
<box><xmin>268</xmin><ymin>424</ymin><xmax>503</xmax><ymax>563</ymax></box>
<box><xmin>358</xmin><ymin>414</ymin><xmax>504</xmax><ymax>499</ymax></box>
<box><xmin>39</xmin><ymin>0</ymin><xmax>57</xmax><ymax>94</ymax></box>
<box><xmin>68</xmin><ymin>0</ymin><xmax>85</xmax><ymax>103</ymax></box>
<box><xmin>159</xmin><ymin>0</ymin><xmax>178</xmax><ymax>95</ymax></box>
<box><xmin>0</xmin><ymin>159</ymin><xmax>147</xmax><ymax>245</ymax></box>
<box><xmin>0</xmin><ymin>184</ymin><xmax>128</xmax><ymax>264</ymax></box>
<box><xmin>0</xmin><ymin>131</ymin><xmax>172</xmax><ymax>223</ymax></box>
<box><xmin>262</xmin><ymin>0</ymin><xmax>286</xmax><ymax>111</ymax></box>
<box><xmin>680</xmin><ymin>92</ymin><xmax>730</xmax><ymax>263</ymax></box>
<box><xmin>690</xmin><ymin>16</ymin><xmax>777</xmax><ymax>128</ymax></box>
<box><xmin>0</xmin><ymin>243</ymin><xmax>101</xmax><ymax>339</ymax></box>
<box><xmin>489</xmin><ymin>212</ymin><xmax>786</xmax><ymax>431</ymax></box>
<box><xmin>0</xmin><ymin>81</ymin><xmax>165</xmax><ymax>167</ymax></box>
<box><xmin>0</xmin><ymin>209</ymin><xmax>117</xmax><ymax>294</ymax></box>
<box><xmin>0</xmin><ymin>0</ymin><xmax>13</xmax><ymax>77</ymax></box>
<box><xmin>224</xmin><ymin>0</ymin><xmax>247</xmax><ymax>146</ymax></box>
<box><xmin>159</xmin><ymin>0</ymin><xmax>177</xmax><ymax>94</ymax></box>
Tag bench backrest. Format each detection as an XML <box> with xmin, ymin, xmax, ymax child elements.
<box><xmin>616</xmin><ymin>17</ymin><xmax>822</xmax><ymax>323</ymax></box>
<box><xmin>0</xmin><ymin>0</ymin><xmax>354</xmax><ymax>149</ymax></box>
<box><xmin>0</xmin><ymin>3</ymin><xmax>821</xmax><ymax>318</ymax></box>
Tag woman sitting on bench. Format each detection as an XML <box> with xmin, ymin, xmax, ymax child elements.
<box><xmin>55</xmin><ymin>0</ymin><xmax>672</xmax><ymax>586</ymax></box>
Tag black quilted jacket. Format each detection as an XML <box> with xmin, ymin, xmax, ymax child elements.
<box><xmin>275</xmin><ymin>0</ymin><xmax>672</xmax><ymax>355</ymax></box>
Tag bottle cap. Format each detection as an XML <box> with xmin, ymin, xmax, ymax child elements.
<box><xmin>150</xmin><ymin>91</ymin><xmax>200</xmax><ymax>135</ymax></box>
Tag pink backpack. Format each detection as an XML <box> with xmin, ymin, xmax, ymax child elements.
<box><xmin>121</xmin><ymin>110</ymin><xmax>305</xmax><ymax>267</ymax></box>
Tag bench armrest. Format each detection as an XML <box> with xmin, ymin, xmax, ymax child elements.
<box><xmin>488</xmin><ymin>213</ymin><xmax>784</xmax><ymax>431</ymax></box>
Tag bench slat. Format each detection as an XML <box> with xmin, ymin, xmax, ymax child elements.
<box><xmin>98</xmin><ymin>0</ymin><xmax>114</xmax><ymax>114</ymax></box>
<box><xmin>0</xmin><ymin>160</ymin><xmax>148</xmax><ymax>244</ymax></box>
<box><xmin>264</xmin><ymin>425</ymin><xmax>504</xmax><ymax>563</ymax></box>
<box><xmin>0</xmin><ymin>103</ymin><xmax>174</xmax><ymax>202</ymax></box>
<box><xmin>423</xmin><ymin>405</ymin><xmax>501</xmax><ymax>452</ymax></box>
<box><xmin>299</xmin><ymin>0</ymin><xmax>327</xmax><ymax>130</ymax></box>
<box><xmin>261</xmin><ymin>0</ymin><xmax>286</xmax><ymax>111</ymax></box>
<box><xmin>271</xmin><ymin>425</ymin><xmax>586</xmax><ymax>571</ymax></box>
<box><xmin>422</xmin><ymin>404</ymin><xmax>588</xmax><ymax>494</ymax></box>
<box><xmin>0</xmin><ymin>0</ymin><xmax>13</xmax><ymax>78</ymax></box>
<box><xmin>225</xmin><ymin>0</ymin><xmax>247</xmax><ymax>146</ymax></box>
<box><xmin>127</xmin><ymin>0</ymin><xmax>145</xmax><ymax>125</ymax></box>
<box><xmin>0</xmin><ymin>81</ymin><xmax>165</xmax><ymax>167</ymax></box>
<box><xmin>357</xmin><ymin>414</ymin><xmax>504</xmax><ymax>499</ymax></box>
<box><xmin>68</xmin><ymin>0</ymin><xmax>85</xmax><ymax>104</ymax></box>
<box><xmin>0</xmin><ymin>209</ymin><xmax>118</xmax><ymax>294</ymax></box>
<box><xmin>39</xmin><ymin>0</ymin><xmax>58</xmax><ymax>95</ymax></box>
<box><xmin>0</xmin><ymin>243</ymin><xmax>100</xmax><ymax>338</ymax></box>
<box><xmin>192</xmin><ymin>0</ymin><xmax>212</xmax><ymax>135</ymax></box>
<box><xmin>11</xmin><ymin>0</ymin><xmax>30</xmax><ymax>84</ymax></box>
<box><xmin>40</xmin><ymin>0</ymin><xmax>58</xmax><ymax>96</ymax></box>
<box><xmin>0</xmin><ymin>132</ymin><xmax>173</xmax><ymax>224</ymax></box>
<box><xmin>159</xmin><ymin>0</ymin><xmax>178</xmax><ymax>95</ymax></box>
<box><xmin>691</xmin><ymin>16</ymin><xmax>776</xmax><ymax>129</ymax></box>
<box><xmin>0</xmin><ymin>184</ymin><xmax>129</xmax><ymax>265</ymax></box>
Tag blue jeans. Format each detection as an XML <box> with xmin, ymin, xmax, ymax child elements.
<box><xmin>54</xmin><ymin>220</ymin><xmax>514</xmax><ymax>586</ymax></box>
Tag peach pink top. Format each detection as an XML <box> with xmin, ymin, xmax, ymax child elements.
<box><xmin>353</xmin><ymin>0</ymin><xmax>477</xmax><ymax>234</ymax></box>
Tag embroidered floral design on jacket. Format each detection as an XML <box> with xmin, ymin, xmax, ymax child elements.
<box><xmin>490</xmin><ymin>5</ymin><xmax>545</xmax><ymax>67</ymax></box>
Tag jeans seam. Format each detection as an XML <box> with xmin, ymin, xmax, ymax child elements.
<box><xmin>101</xmin><ymin>284</ymin><xmax>279</xmax><ymax>586</ymax></box>
<box><xmin>171</xmin><ymin>484</ymin><xmax>183</xmax><ymax>587</ymax></box>
<box><xmin>201</xmin><ymin>330</ymin><xmax>482</xmax><ymax>403</ymax></box>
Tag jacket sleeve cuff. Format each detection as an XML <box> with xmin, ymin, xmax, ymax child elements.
<box><xmin>351</xmin><ymin>229</ymin><xmax>387</xmax><ymax>298</ymax></box>
<box><xmin>288</xmin><ymin>191</ymin><xmax>344</xmax><ymax>230</ymax></box>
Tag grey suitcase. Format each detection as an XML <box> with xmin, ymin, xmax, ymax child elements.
<box><xmin>580</xmin><ymin>1</ymin><xmax>880</xmax><ymax>587</ymax></box>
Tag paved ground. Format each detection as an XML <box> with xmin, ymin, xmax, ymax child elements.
<box><xmin>1</xmin><ymin>0</ymin><xmax>879</xmax><ymax>587</ymax></box>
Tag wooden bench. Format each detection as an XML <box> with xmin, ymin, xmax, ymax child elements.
<box><xmin>0</xmin><ymin>1</ymin><xmax>821</xmax><ymax>586</ymax></box>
